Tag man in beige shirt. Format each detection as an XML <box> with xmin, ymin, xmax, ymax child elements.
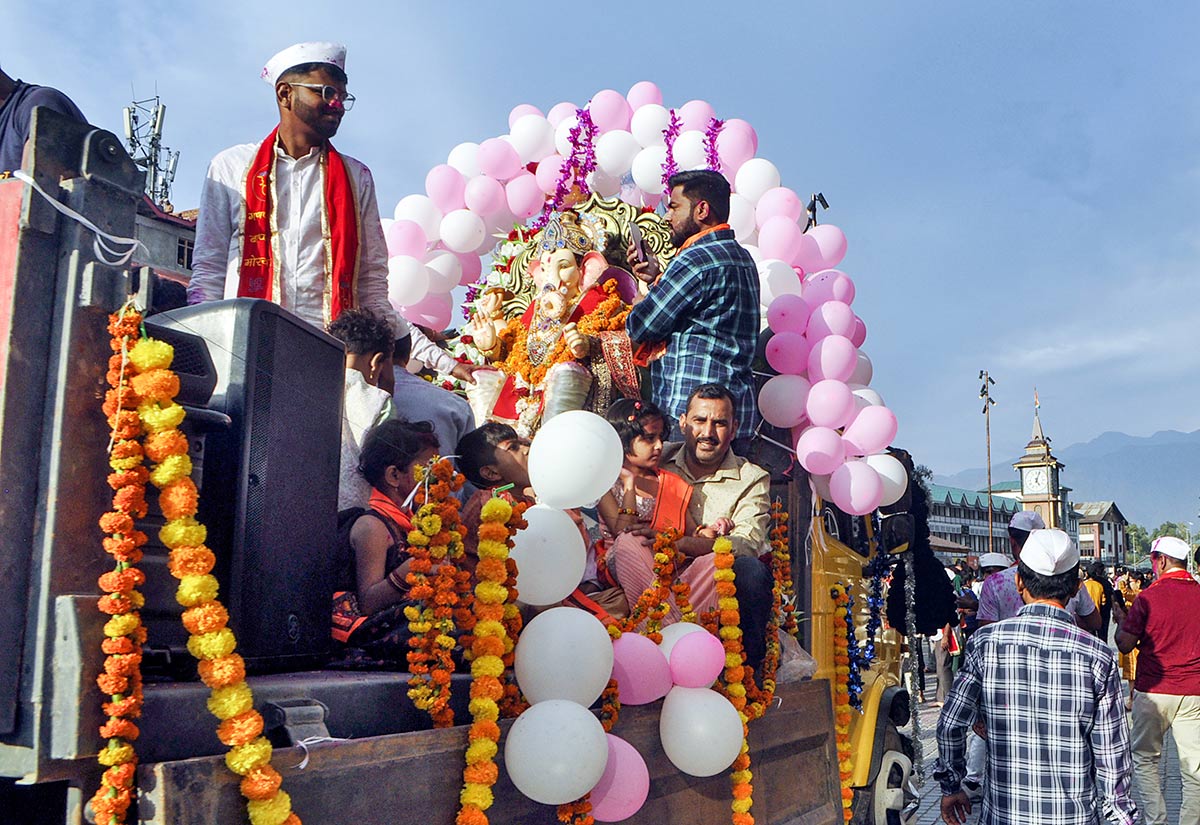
<box><xmin>611</xmin><ymin>383</ymin><xmax>774</xmax><ymax>670</ymax></box>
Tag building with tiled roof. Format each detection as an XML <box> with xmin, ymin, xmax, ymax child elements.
<box><xmin>1075</xmin><ymin>501</ymin><xmax>1130</xmax><ymax>565</ymax></box>
<box><xmin>926</xmin><ymin>483</ymin><xmax>1022</xmax><ymax>562</ymax></box>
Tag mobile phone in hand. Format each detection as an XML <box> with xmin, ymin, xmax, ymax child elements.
<box><xmin>629</xmin><ymin>220</ymin><xmax>647</xmax><ymax>263</ymax></box>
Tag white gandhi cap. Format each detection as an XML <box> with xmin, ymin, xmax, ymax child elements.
<box><xmin>1009</xmin><ymin>510</ymin><xmax>1045</xmax><ymax>532</ymax></box>
<box><xmin>1151</xmin><ymin>536</ymin><xmax>1189</xmax><ymax>561</ymax></box>
<box><xmin>262</xmin><ymin>42</ymin><xmax>347</xmax><ymax>86</ymax></box>
<box><xmin>1020</xmin><ymin>529</ymin><xmax>1078</xmax><ymax>576</ymax></box>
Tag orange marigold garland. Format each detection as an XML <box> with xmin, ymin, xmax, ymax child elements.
<box><xmin>405</xmin><ymin>458</ymin><xmax>470</xmax><ymax>728</ymax></box>
<box><xmin>831</xmin><ymin>582</ymin><xmax>855</xmax><ymax>821</ymax></box>
<box><xmin>710</xmin><ymin>537</ymin><xmax>755</xmax><ymax>825</ymax></box>
<box><xmin>92</xmin><ymin>307</ymin><xmax>148</xmax><ymax>825</ymax></box>
<box><xmin>610</xmin><ymin>527</ymin><xmax>683</xmax><ymax>643</ymax></box>
<box><xmin>115</xmin><ymin>315</ymin><xmax>301</xmax><ymax>825</ymax></box>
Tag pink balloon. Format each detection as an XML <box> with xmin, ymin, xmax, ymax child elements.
<box><xmin>793</xmin><ymin>231</ymin><xmax>824</xmax><ymax>271</ymax></box>
<box><xmin>795</xmin><ymin>426</ymin><xmax>846</xmax><ymax>475</ymax></box>
<box><xmin>668</xmin><ymin>630</ymin><xmax>726</xmax><ymax>688</ymax></box>
<box><xmin>588</xmin><ymin>89</ymin><xmax>632</xmax><ymax>133</ymax></box>
<box><xmin>505</xmin><ymin>172</ymin><xmax>544</xmax><ymax>220</ymax></box>
<box><xmin>678</xmin><ymin>99</ymin><xmax>716</xmax><ymax>132</ymax></box>
<box><xmin>804</xmin><ymin>270</ymin><xmax>856</xmax><ymax>306</ymax></box>
<box><xmin>425</xmin><ymin>164</ymin><xmax>466</xmax><ymax>213</ymax></box>
<box><xmin>806</xmin><ymin>301</ymin><xmax>857</xmax><ymax>340</ymax></box>
<box><xmin>626</xmin><ymin>81</ymin><xmax>663</xmax><ymax>110</ymax></box>
<box><xmin>400</xmin><ymin>291</ymin><xmax>452</xmax><ymax>330</ymax></box>
<box><xmin>806</xmin><ymin>379</ymin><xmax>856</xmax><ymax>429</ymax></box>
<box><xmin>547</xmin><ymin>101</ymin><xmax>578</xmax><ymax>128</ymax></box>
<box><xmin>715</xmin><ymin>128</ymin><xmax>755</xmax><ymax>175</ymax></box>
<box><xmin>477</xmin><ymin>138</ymin><xmax>522</xmax><ymax>181</ymax></box>
<box><xmin>842</xmin><ymin>406</ymin><xmax>899</xmax><ymax>456</ymax></box>
<box><xmin>535</xmin><ymin>154</ymin><xmax>568</xmax><ymax>194</ymax></box>
<box><xmin>590</xmin><ymin>735</ymin><xmax>650</xmax><ymax>823</ymax></box>
<box><xmin>765</xmin><ymin>331</ymin><xmax>810</xmax><ymax>376</ymax></box>
<box><xmin>758</xmin><ymin>216</ymin><xmax>805</xmax><ymax>263</ymax></box>
<box><xmin>464</xmin><ymin>175</ymin><xmax>506</xmax><ymax>216</ymax></box>
<box><xmin>808</xmin><ymin>223</ymin><xmax>848</xmax><ymax>269</ymax></box>
<box><xmin>757</xmin><ymin>374</ymin><xmax>811</xmax><ymax>429</ymax></box>
<box><xmin>830</xmin><ymin>461</ymin><xmax>884</xmax><ymax>516</ymax></box>
<box><xmin>457</xmin><ymin>252</ymin><xmax>483</xmax><ymax>286</ymax></box>
<box><xmin>767</xmin><ymin>294</ymin><xmax>811</xmax><ymax>335</ymax></box>
<box><xmin>640</xmin><ymin>190</ymin><xmax>662</xmax><ymax>209</ymax></box>
<box><xmin>850</xmin><ymin>317</ymin><xmax>867</xmax><ymax>347</ymax></box>
<box><xmin>808</xmin><ymin>335</ymin><xmax>857</xmax><ymax>382</ymax></box>
<box><xmin>755</xmin><ymin>187</ymin><xmax>805</xmax><ymax>229</ymax></box>
<box><xmin>508</xmin><ymin>103</ymin><xmax>544</xmax><ymax>129</ymax></box>
<box><xmin>724</xmin><ymin>119</ymin><xmax>758</xmax><ymax>154</ymax></box>
<box><xmin>611</xmin><ymin>633</ymin><xmax>671</xmax><ymax>705</ymax></box>
<box><xmin>385</xmin><ymin>220</ymin><xmax>427</xmax><ymax>258</ymax></box>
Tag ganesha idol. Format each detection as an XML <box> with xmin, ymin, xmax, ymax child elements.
<box><xmin>466</xmin><ymin>210</ymin><xmax>639</xmax><ymax>435</ymax></box>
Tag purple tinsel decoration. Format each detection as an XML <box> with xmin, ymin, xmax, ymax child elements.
<box><xmin>704</xmin><ymin>116</ymin><xmax>725</xmax><ymax>173</ymax></box>
<box><xmin>533</xmin><ymin>107</ymin><xmax>598</xmax><ymax>230</ymax></box>
<box><xmin>575</xmin><ymin>108</ymin><xmax>598</xmax><ymax>193</ymax></box>
<box><xmin>660</xmin><ymin>108</ymin><xmax>681</xmax><ymax>195</ymax></box>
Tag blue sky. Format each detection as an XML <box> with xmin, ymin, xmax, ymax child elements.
<box><xmin>8</xmin><ymin>1</ymin><xmax>1199</xmax><ymax>476</ymax></box>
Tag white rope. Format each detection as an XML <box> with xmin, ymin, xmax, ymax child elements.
<box><xmin>290</xmin><ymin>735</ymin><xmax>346</xmax><ymax>770</ymax></box>
<box><xmin>12</xmin><ymin>170</ymin><xmax>147</xmax><ymax>267</ymax></box>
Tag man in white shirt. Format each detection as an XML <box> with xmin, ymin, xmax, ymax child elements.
<box><xmin>189</xmin><ymin>41</ymin><xmax>478</xmax><ymax>383</ymax></box>
<box><xmin>391</xmin><ymin>332</ymin><xmax>475</xmax><ymax>465</ymax></box>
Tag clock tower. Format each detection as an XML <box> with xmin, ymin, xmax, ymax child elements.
<box><xmin>1013</xmin><ymin>404</ymin><xmax>1065</xmax><ymax>528</ymax></box>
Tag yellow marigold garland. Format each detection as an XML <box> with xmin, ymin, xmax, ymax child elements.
<box><xmin>709</xmin><ymin>537</ymin><xmax>755</xmax><ymax>825</ymax></box>
<box><xmin>114</xmin><ymin>314</ymin><xmax>300</xmax><ymax>825</ymax></box>
<box><xmin>405</xmin><ymin>458</ymin><xmax>470</xmax><ymax>728</ymax></box>
<box><xmin>609</xmin><ymin>528</ymin><xmax>683</xmax><ymax>643</ymax></box>
<box><xmin>831</xmin><ymin>582</ymin><xmax>854</xmax><ymax>821</ymax></box>
<box><xmin>92</xmin><ymin>308</ymin><xmax>149</xmax><ymax>825</ymax></box>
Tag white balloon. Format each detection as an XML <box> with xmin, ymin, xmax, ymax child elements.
<box><xmin>509</xmin><ymin>505</ymin><xmax>587</xmax><ymax>606</ymax></box>
<box><xmin>505</xmin><ymin>700</ymin><xmax>609</xmax><ymax>805</ymax></box>
<box><xmin>554</xmin><ymin>114</ymin><xmax>579</xmax><ymax>157</ymax></box>
<box><xmin>386</xmin><ymin>255</ymin><xmax>430</xmax><ymax>307</ymax></box>
<box><xmin>849</xmin><ymin>352</ymin><xmax>874</xmax><ymax>386</ymax></box>
<box><xmin>439</xmin><ymin>209</ymin><xmax>486</xmax><ymax>254</ymax></box>
<box><xmin>587</xmin><ymin>169</ymin><xmax>622</xmax><ymax>198</ymax></box>
<box><xmin>515</xmin><ymin>607</ymin><xmax>615</xmax><ymax>706</ymax></box>
<box><xmin>673</xmin><ymin>129</ymin><xmax>709</xmax><ymax>171</ymax></box>
<box><xmin>509</xmin><ymin>114</ymin><xmax>556</xmax><ymax>164</ymax></box>
<box><xmin>728</xmin><ymin>193</ymin><xmax>756</xmax><ymax>240</ymax></box>
<box><xmin>759</xmin><ymin>258</ymin><xmax>803</xmax><ymax>306</ymax></box>
<box><xmin>865</xmin><ymin>453</ymin><xmax>909</xmax><ymax>507</ymax></box>
<box><xmin>528</xmin><ymin>411</ymin><xmax>624</xmax><ymax>509</ymax></box>
<box><xmin>594</xmin><ymin>130</ymin><xmax>642</xmax><ymax>178</ymax></box>
<box><xmin>630</xmin><ymin>103</ymin><xmax>670</xmax><ymax>147</ymax></box>
<box><xmin>734</xmin><ymin>158</ymin><xmax>782</xmax><ymax>205</ymax></box>
<box><xmin>393</xmin><ymin>194</ymin><xmax>442</xmax><ymax>243</ymax></box>
<box><xmin>850</xmin><ymin>386</ymin><xmax>884</xmax><ymax>407</ymax></box>
<box><xmin>630</xmin><ymin>145</ymin><xmax>669</xmax><ymax>194</ymax></box>
<box><xmin>424</xmin><ymin>250</ymin><xmax>461</xmax><ymax>294</ymax></box>
<box><xmin>447</xmin><ymin>141</ymin><xmax>481</xmax><ymax>178</ymax></box>
<box><xmin>659</xmin><ymin>686</ymin><xmax>745</xmax><ymax>777</ymax></box>
<box><xmin>741</xmin><ymin>243</ymin><xmax>762</xmax><ymax>264</ymax></box>
<box><xmin>657</xmin><ymin>622</ymin><xmax>707</xmax><ymax>662</ymax></box>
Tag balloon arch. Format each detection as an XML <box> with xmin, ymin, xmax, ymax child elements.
<box><xmin>381</xmin><ymin>81</ymin><xmax>907</xmax><ymax>517</ymax></box>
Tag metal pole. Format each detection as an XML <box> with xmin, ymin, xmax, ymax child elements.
<box><xmin>980</xmin><ymin>371</ymin><xmax>996</xmax><ymax>557</ymax></box>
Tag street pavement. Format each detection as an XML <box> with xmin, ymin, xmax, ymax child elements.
<box><xmin>906</xmin><ymin>691</ymin><xmax>1185</xmax><ymax>825</ymax></box>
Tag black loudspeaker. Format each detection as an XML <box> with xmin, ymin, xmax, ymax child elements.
<box><xmin>149</xmin><ymin>299</ymin><xmax>344</xmax><ymax>672</ymax></box>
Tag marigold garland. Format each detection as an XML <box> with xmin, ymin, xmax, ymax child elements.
<box><xmin>405</xmin><ymin>458</ymin><xmax>470</xmax><ymax>728</ymax></box>
<box><xmin>457</xmin><ymin>495</ymin><xmax>525</xmax><ymax>825</ymax></box>
<box><xmin>556</xmin><ymin>679</ymin><xmax>621</xmax><ymax>825</ymax></box>
<box><xmin>101</xmin><ymin>310</ymin><xmax>301</xmax><ymax>825</ymax></box>
<box><xmin>830</xmin><ymin>583</ymin><xmax>855</xmax><ymax>821</ymax></box>
<box><xmin>710</xmin><ymin>537</ymin><xmax>756</xmax><ymax>825</ymax></box>
<box><xmin>610</xmin><ymin>528</ymin><xmax>685</xmax><ymax>643</ymax></box>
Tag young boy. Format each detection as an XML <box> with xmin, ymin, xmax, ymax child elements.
<box><xmin>327</xmin><ymin>309</ymin><xmax>395</xmax><ymax>510</ymax></box>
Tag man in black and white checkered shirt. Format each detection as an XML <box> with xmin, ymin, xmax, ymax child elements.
<box><xmin>934</xmin><ymin>529</ymin><xmax>1139</xmax><ymax>825</ymax></box>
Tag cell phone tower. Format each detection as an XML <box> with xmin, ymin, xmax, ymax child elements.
<box><xmin>123</xmin><ymin>94</ymin><xmax>180</xmax><ymax>212</ymax></box>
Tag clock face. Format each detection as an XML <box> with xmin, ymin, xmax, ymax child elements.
<box><xmin>1025</xmin><ymin>467</ymin><xmax>1048</xmax><ymax>494</ymax></box>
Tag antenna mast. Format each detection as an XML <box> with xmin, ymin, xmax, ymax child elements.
<box><xmin>122</xmin><ymin>94</ymin><xmax>181</xmax><ymax>212</ymax></box>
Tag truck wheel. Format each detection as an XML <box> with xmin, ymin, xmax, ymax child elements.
<box><xmin>850</xmin><ymin>724</ymin><xmax>917</xmax><ymax>825</ymax></box>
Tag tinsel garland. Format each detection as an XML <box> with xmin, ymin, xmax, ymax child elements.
<box><xmin>902</xmin><ymin>551</ymin><xmax>924</xmax><ymax>781</ymax></box>
<box><xmin>843</xmin><ymin>589</ymin><xmax>866</xmax><ymax>712</ymax></box>
<box><xmin>704</xmin><ymin>117</ymin><xmax>725</xmax><ymax>173</ymax></box>
<box><xmin>830</xmin><ymin>583</ymin><xmax>855</xmax><ymax>821</ymax></box>
<box><xmin>660</xmin><ymin>109</ymin><xmax>682</xmax><ymax>195</ymax></box>
<box><xmin>111</xmin><ymin>312</ymin><xmax>300</xmax><ymax>825</ymax></box>
<box><xmin>860</xmin><ymin>552</ymin><xmax>889</xmax><ymax>666</ymax></box>
<box><xmin>536</xmin><ymin>108</ymin><xmax>598</xmax><ymax>230</ymax></box>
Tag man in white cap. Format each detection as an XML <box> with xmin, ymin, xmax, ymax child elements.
<box><xmin>976</xmin><ymin>509</ymin><xmax>1100</xmax><ymax>632</ymax></box>
<box><xmin>935</xmin><ymin>529</ymin><xmax>1138</xmax><ymax>825</ymax></box>
<box><xmin>1115</xmin><ymin>535</ymin><xmax>1200</xmax><ymax>825</ymax></box>
<box><xmin>189</xmin><ymin>42</ymin><xmax>478</xmax><ymax>383</ymax></box>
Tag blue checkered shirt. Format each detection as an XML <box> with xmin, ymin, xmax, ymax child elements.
<box><xmin>626</xmin><ymin>228</ymin><xmax>760</xmax><ymax>428</ymax></box>
<box><xmin>934</xmin><ymin>602</ymin><xmax>1138</xmax><ymax>825</ymax></box>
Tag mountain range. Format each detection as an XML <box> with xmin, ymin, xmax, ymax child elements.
<box><xmin>933</xmin><ymin>429</ymin><xmax>1200</xmax><ymax>530</ymax></box>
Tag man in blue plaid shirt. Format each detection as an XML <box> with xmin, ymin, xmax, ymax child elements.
<box><xmin>625</xmin><ymin>170</ymin><xmax>760</xmax><ymax>441</ymax></box>
<box><xmin>934</xmin><ymin>529</ymin><xmax>1139</xmax><ymax>825</ymax></box>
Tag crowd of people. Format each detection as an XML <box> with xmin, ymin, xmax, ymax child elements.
<box><xmin>932</xmin><ymin>510</ymin><xmax>1200</xmax><ymax>825</ymax></box>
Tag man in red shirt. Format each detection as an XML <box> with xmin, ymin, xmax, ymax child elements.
<box><xmin>1115</xmin><ymin>535</ymin><xmax>1200</xmax><ymax>825</ymax></box>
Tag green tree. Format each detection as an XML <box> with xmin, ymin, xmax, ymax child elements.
<box><xmin>1127</xmin><ymin>523</ymin><xmax>1151</xmax><ymax>558</ymax></box>
<box><xmin>1151</xmin><ymin>522</ymin><xmax>1189</xmax><ymax>541</ymax></box>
